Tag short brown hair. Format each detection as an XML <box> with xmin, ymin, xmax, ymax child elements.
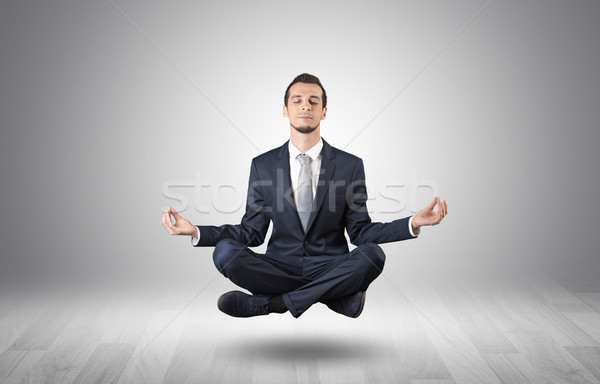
<box><xmin>284</xmin><ymin>73</ymin><xmax>327</xmax><ymax>108</ymax></box>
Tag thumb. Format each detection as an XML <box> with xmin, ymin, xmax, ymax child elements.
<box><xmin>426</xmin><ymin>197</ymin><xmax>438</xmax><ymax>210</ymax></box>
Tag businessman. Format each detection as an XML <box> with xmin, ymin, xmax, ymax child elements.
<box><xmin>163</xmin><ymin>73</ymin><xmax>448</xmax><ymax>318</ymax></box>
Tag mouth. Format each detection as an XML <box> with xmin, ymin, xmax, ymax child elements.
<box><xmin>298</xmin><ymin>116</ymin><xmax>312</xmax><ymax>120</ymax></box>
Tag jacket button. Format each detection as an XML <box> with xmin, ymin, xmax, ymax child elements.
<box><xmin>304</xmin><ymin>241</ymin><xmax>308</xmax><ymax>246</ymax></box>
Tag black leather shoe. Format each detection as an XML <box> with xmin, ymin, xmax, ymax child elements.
<box><xmin>217</xmin><ymin>291</ymin><xmax>270</xmax><ymax>318</ymax></box>
<box><xmin>323</xmin><ymin>291</ymin><xmax>366</xmax><ymax>318</ymax></box>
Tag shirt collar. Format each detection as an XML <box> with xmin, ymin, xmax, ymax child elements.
<box><xmin>288</xmin><ymin>137</ymin><xmax>323</xmax><ymax>161</ymax></box>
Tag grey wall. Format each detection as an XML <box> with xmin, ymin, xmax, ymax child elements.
<box><xmin>1</xmin><ymin>0</ymin><xmax>599</xmax><ymax>289</ymax></box>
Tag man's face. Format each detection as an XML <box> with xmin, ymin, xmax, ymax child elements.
<box><xmin>283</xmin><ymin>82</ymin><xmax>327</xmax><ymax>134</ymax></box>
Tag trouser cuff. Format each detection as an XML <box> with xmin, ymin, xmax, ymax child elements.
<box><xmin>281</xmin><ymin>293</ymin><xmax>301</xmax><ymax>318</ymax></box>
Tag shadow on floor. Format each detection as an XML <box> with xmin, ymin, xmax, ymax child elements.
<box><xmin>234</xmin><ymin>335</ymin><xmax>392</xmax><ymax>361</ymax></box>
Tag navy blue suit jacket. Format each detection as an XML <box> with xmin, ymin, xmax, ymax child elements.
<box><xmin>194</xmin><ymin>139</ymin><xmax>416</xmax><ymax>256</ymax></box>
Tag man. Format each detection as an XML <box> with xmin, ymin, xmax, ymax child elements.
<box><xmin>163</xmin><ymin>73</ymin><xmax>448</xmax><ymax>318</ymax></box>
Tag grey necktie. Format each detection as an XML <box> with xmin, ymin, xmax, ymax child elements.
<box><xmin>296</xmin><ymin>154</ymin><xmax>313</xmax><ymax>232</ymax></box>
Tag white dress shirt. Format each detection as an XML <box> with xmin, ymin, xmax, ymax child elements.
<box><xmin>192</xmin><ymin>138</ymin><xmax>418</xmax><ymax>242</ymax></box>
<box><xmin>288</xmin><ymin>138</ymin><xmax>323</xmax><ymax>208</ymax></box>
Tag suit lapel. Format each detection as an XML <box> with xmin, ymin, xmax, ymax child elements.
<box><xmin>306</xmin><ymin>140</ymin><xmax>335</xmax><ymax>233</ymax></box>
<box><xmin>275</xmin><ymin>141</ymin><xmax>297</xmax><ymax>219</ymax></box>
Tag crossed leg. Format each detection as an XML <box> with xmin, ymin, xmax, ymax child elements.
<box><xmin>212</xmin><ymin>239</ymin><xmax>385</xmax><ymax>317</ymax></box>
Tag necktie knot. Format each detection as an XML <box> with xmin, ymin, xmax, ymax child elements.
<box><xmin>298</xmin><ymin>153</ymin><xmax>311</xmax><ymax>165</ymax></box>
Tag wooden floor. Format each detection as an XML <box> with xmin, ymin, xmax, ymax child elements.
<box><xmin>1</xmin><ymin>266</ymin><xmax>600</xmax><ymax>384</ymax></box>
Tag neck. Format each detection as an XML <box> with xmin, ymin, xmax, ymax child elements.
<box><xmin>290</xmin><ymin>126</ymin><xmax>321</xmax><ymax>153</ymax></box>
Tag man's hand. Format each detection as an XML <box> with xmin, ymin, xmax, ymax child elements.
<box><xmin>411</xmin><ymin>196</ymin><xmax>448</xmax><ymax>234</ymax></box>
<box><xmin>162</xmin><ymin>207</ymin><xmax>197</xmax><ymax>237</ymax></box>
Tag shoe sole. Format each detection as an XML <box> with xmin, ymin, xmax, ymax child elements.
<box><xmin>353</xmin><ymin>291</ymin><xmax>367</xmax><ymax>318</ymax></box>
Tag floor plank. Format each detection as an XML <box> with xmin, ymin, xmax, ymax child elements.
<box><xmin>0</xmin><ymin>295</ymin><xmax>55</xmax><ymax>354</ymax></box>
<box><xmin>369</xmin><ymin>279</ymin><xmax>454</xmax><ymax>381</ymax></box>
<box><xmin>115</xmin><ymin>288</ymin><xmax>192</xmax><ymax>384</ymax></box>
<box><xmin>495</xmin><ymin>278</ymin><xmax>598</xmax><ymax>347</ymax></box>
<box><xmin>436</xmin><ymin>281</ymin><xmax>517</xmax><ymax>354</ymax></box>
<box><xmin>396</xmin><ymin>279</ymin><xmax>503</xmax><ymax>384</ymax></box>
<box><xmin>71</xmin><ymin>343</ymin><xmax>136</xmax><ymax>384</ymax></box>
<box><xmin>481</xmin><ymin>353</ymin><xmax>544</xmax><ymax>384</ymax></box>
<box><xmin>10</xmin><ymin>298</ymin><xmax>80</xmax><ymax>351</ymax></box>
<box><xmin>162</xmin><ymin>314</ymin><xmax>221</xmax><ymax>382</ymax></box>
<box><xmin>566</xmin><ymin>347</ymin><xmax>600</xmax><ymax>381</ymax></box>
<box><xmin>0</xmin><ymin>349</ymin><xmax>45</xmax><ymax>384</ymax></box>
<box><xmin>27</xmin><ymin>296</ymin><xmax>112</xmax><ymax>384</ymax></box>
<box><xmin>480</xmin><ymin>282</ymin><xmax>600</xmax><ymax>384</ymax></box>
<box><xmin>318</xmin><ymin>358</ymin><xmax>366</xmax><ymax>384</ymax></box>
<box><xmin>562</xmin><ymin>311</ymin><xmax>600</xmax><ymax>344</ymax></box>
<box><xmin>409</xmin><ymin>380</ymin><xmax>456</xmax><ymax>384</ymax></box>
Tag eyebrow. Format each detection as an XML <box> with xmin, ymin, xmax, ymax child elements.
<box><xmin>291</xmin><ymin>94</ymin><xmax>321</xmax><ymax>100</ymax></box>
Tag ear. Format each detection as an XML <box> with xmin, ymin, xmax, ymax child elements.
<box><xmin>282</xmin><ymin>105</ymin><xmax>288</xmax><ymax>118</ymax></box>
<box><xmin>321</xmin><ymin>107</ymin><xmax>327</xmax><ymax>120</ymax></box>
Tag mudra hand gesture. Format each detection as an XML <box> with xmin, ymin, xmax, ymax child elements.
<box><xmin>162</xmin><ymin>207</ymin><xmax>197</xmax><ymax>237</ymax></box>
<box><xmin>411</xmin><ymin>196</ymin><xmax>448</xmax><ymax>234</ymax></box>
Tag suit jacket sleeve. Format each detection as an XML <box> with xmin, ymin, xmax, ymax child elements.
<box><xmin>345</xmin><ymin>159</ymin><xmax>416</xmax><ymax>246</ymax></box>
<box><xmin>193</xmin><ymin>159</ymin><xmax>270</xmax><ymax>247</ymax></box>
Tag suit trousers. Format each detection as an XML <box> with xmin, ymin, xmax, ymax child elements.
<box><xmin>212</xmin><ymin>239</ymin><xmax>386</xmax><ymax>317</ymax></box>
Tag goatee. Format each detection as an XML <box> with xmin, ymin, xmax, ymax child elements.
<box><xmin>291</xmin><ymin>123</ymin><xmax>318</xmax><ymax>134</ymax></box>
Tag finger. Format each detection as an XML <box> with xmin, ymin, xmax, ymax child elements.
<box><xmin>165</xmin><ymin>210</ymin><xmax>174</xmax><ymax>226</ymax></box>
<box><xmin>444</xmin><ymin>200</ymin><xmax>448</xmax><ymax>215</ymax></box>
<box><xmin>164</xmin><ymin>211</ymin><xmax>177</xmax><ymax>234</ymax></box>
<box><xmin>162</xmin><ymin>212</ymin><xmax>174</xmax><ymax>234</ymax></box>
<box><xmin>426</xmin><ymin>197</ymin><xmax>437</xmax><ymax>210</ymax></box>
<box><xmin>170</xmin><ymin>208</ymin><xmax>182</xmax><ymax>220</ymax></box>
<box><xmin>162</xmin><ymin>211</ymin><xmax>169</xmax><ymax>228</ymax></box>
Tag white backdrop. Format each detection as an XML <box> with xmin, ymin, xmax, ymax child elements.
<box><xmin>1</xmin><ymin>0</ymin><xmax>599</xmax><ymax>289</ymax></box>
